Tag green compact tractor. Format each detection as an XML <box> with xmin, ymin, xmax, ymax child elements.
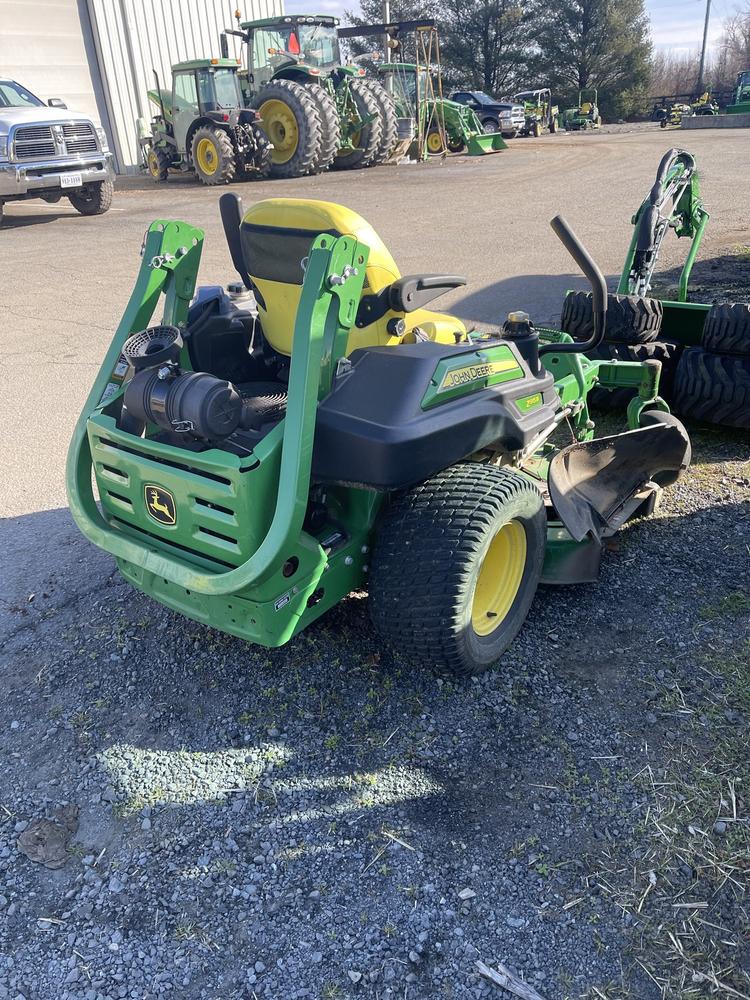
<box><xmin>67</xmin><ymin>194</ymin><xmax>691</xmax><ymax>676</ymax></box>
<box><xmin>513</xmin><ymin>88</ymin><xmax>559</xmax><ymax>137</ymax></box>
<box><xmin>142</xmin><ymin>59</ymin><xmax>271</xmax><ymax>185</ymax></box>
<box><xmin>727</xmin><ymin>69</ymin><xmax>750</xmax><ymax>114</ymax></box>
<box><xmin>563</xmin><ymin>88</ymin><xmax>601</xmax><ymax>131</ymax></box>
<box><xmin>221</xmin><ymin>13</ymin><xmax>397</xmax><ymax>177</ymax></box>
<box><xmin>379</xmin><ymin>63</ymin><xmax>506</xmax><ymax>158</ymax></box>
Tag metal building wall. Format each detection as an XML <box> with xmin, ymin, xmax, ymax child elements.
<box><xmin>85</xmin><ymin>0</ymin><xmax>283</xmax><ymax>173</ymax></box>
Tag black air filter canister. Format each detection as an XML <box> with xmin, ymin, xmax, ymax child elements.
<box><xmin>123</xmin><ymin>369</ymin><xmax>243</xmax><ymax>441</ymax></box>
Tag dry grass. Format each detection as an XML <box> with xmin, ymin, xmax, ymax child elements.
<box><xmin>590</xmin><ymin>647</ymin><xmax>750</xmax><ymax>998</ymax></box>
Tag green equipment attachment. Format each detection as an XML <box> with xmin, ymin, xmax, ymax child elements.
<box><xmin>67</xmin><ymin>195</ymin><xmax>690</xmax><ymax>677</ymax></box>
<box><xmin>618</xmin><ymin>147</ymin><xmax>709</xmax><ymax>303</ymax></box>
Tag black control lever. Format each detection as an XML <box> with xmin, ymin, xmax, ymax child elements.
<box><xmin>539</xmin><ymin>214</ymin><xmax>608</xmax><ymax>357</ymax></box>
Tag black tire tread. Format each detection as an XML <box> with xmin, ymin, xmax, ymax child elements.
<box><xmin>701</xmin><ymin>302</ymin><xmax>750</xmax><ymax>357</ymax></box>
<box><xmin>561</xmin><ymin>291</ymin><xmax>663</xmax><ymax>345</ymax></box>
<box><xmin>332</xmin><ymin>78</ymin><xmax>383</xmax><ymax>171</ymax></box>
<box><xmin>191</xmin><ymin>127</ymin><xmax>236</xmax><ymax>186</ymax></box>
<box><xmin>252</xmin><ymin>79</ymin><xmax>323</xmax><ymax>179</ymax></box>
<box><xmin>303</xmin><ymin>82</ymin><xmax>340</xmax><ymax>172</ymax></box>
<box><xmin>361</xmin><ymin>78</ymin><xmax>398</xmax><ymax>164</ymax></box>
<box><xmin>672</xmin><ymin>348</ymin><xmax>750</xmax><ymax>428</ymax></box>
<box><xmin>67</xmin><ymin>179</ymin><xmax>114</xmax><ymax>215</ymax></box>
<box><xmin>369</xmin><ymin>463</ymin><xmax>545</xmax><ymax>677</ymax></box>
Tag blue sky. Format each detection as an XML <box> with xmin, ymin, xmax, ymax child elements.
<box><xmin>284</xmin><ymin>0</ymin><xmax>734</xmax><ymax>53</ymax></box>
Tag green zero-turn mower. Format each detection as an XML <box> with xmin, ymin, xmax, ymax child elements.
<box><xmin>141</xmin><ymin>59</ymin><xmax>271</xmax><ymax>185</ymax></box>
<box><xmin>563</xmin><ymin>89</ymin><xmax>601</xmax><ymax>131</ymax></box>
<box><xmin>221</xmin><ymin>14</ymin><xmax>398</xmax><ymax>177</ymax></box>
<box><xmin>67</xmin><ymin>196</ymin><xmax>691</xmax><ymax>677</ymax></box>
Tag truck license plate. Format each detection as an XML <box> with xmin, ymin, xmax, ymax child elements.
<box><xmin>60</xmin><ymin>173</ymin><xmax>82</xmax><ymax>189</ymax></box>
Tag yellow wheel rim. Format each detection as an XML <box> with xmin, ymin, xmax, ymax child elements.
<box><xmin>195</xmin><ymin>137</ymin><xmax>219</xmax><ymax>176</ymax></box>
<box><xmin>258</xmin><ymin>99</ymin><xmax>299</xmax><ymax>164</ymax></box>
<box><xmin>148</xmin><ymin>150</ymin><xmax>161</xmax><ymax>178</ymax></box>
<box><xmin>427</xmin><ymin>131</ymin><xmax>443</xmax><ymax>153</ymax></box>
<box><xmin>471</xmin><ymin>520</ymin><xmax>527</xmax><ymax>636</ymax></box>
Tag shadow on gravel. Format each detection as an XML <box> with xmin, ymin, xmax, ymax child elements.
<box><xmin>0</xmin><ymin>208</ymin><xmax>76</xmax><ymax>229</ymax></box>
<box><xmin>651</xmin><ymin>249</ymin><xmax>750</xmax><ymax>303</ymax></box>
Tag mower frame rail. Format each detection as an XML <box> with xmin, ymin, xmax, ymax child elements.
<box><xmin>66</xmin><ymin>221</ymin><xmax>369</xmax><ymax>598</ymax></box>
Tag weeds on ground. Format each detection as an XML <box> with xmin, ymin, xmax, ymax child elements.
<box><xmin>591</xmin><ymin>644</ymin><xmax>750</xmax><ymax>999</ymax></box>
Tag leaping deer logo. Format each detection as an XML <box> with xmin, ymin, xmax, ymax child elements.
<box><xmin>144</xmin><ymin>485</ymin><xmax>176</xmax><ymax>525</ymax></box>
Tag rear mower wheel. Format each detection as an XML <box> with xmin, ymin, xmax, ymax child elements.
<box><xmin>369</xmin><ymin>464</ymin><xmax>546</xmax><ymax>677</ymax></box>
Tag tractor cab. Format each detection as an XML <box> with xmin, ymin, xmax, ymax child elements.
<box><xmin>237</xmin><ymin>14</ymin><xmax>342</xmax><ymax>88</ymax></box>
<box><xmin>168</xmin><ymin>60</ymin><xmax>244</xmax><ymax>150</ymax></box>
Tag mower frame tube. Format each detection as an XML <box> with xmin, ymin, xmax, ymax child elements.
<box><xmin>66</xmin><ymin>221</ymin><xmax>369</xmax><ymax>598</ymax></box>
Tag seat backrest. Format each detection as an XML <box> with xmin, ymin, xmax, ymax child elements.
<box><xmin>240</xmin><ymin>198</ymin><xmax>401</xmax><ymax>356</ymax></box>
<box><xmin>580</xmin><ymin>102</ymin><xmax>592</xmax><ymax>114</ymax></box>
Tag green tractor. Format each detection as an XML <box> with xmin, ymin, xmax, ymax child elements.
<box><xmin>727</xmin><ymin>69</ymin><xmax>750</xmax><ymax>114</ymax></box>
<box><xmin>563</xmin><ymin>88</ymin><xmax>601</xmax><ymax>131</ymax></box>
<box><xmin>222</xmin><ymin>14</ymin><xmax>397</xmax><ymax>177</ymax></box>
<box><xmin>141</xmin><ymin>59</ymin><xmax>271</xmax><ymax>185</ymax></box>
<box><xmin>513</xmin><ymin>88</ymin><xmax>559</xmax><ymax>137</ymax></box>
<box><xmin>378</xmin><ymin>62</ymin><xmax>506</xmax><ymax>158</ymax></box>
<box><xmin>67</xmin><ymin>193</ymin><xmax>691</xmax><ymax>677</ymax></box>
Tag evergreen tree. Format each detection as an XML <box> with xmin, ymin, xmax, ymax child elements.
<box><xmin>534</xmin><ymin>0</ymin><xmax>652</xmax><ymax>118</ymax></box>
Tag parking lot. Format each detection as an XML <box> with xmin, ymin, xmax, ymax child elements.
<box><xmin>1</xmin><ymin>125</ymin><xmax>749</xmax><ymax>999</ymax></box>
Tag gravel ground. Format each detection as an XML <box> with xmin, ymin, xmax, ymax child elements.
<box><xmin>1</xmin><ymin>420</ymin><xmax>748</xmax><ymax>1000</ymax></box>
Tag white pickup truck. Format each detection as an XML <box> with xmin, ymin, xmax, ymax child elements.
<box><xmin>0</xmin><ymin>78</ymin><xmax>115</xmax><ymax>225</ymax></box>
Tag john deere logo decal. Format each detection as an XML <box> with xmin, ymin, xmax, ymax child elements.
<box><xmin>439</xmin><ymin>358</ymin><xmax>520</xmax><ymax>391</ymax></box>
<box><xmin>144</xmin><ymin>485</ymin><xmax>176</xmax><ymax>525</ymax></box>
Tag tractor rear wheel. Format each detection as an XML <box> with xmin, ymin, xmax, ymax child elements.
<box><xmin>191</xmin><ymin>127</ymin><xmax>236</xmax><ymax>185</ymax></box>
<box><xmin>561</xmin><ymin>291</ymin><xmax>663</xmax><ymax>345</ymax></box>
<box><xmin>332</xmin><ymin>78</ymin><xmax>382</xmax><ymax>171</ymax></box>
<box><xmin>303</xmin><ymin>82</ymin><xmax>340</xmax><ymax>172</ymax></box>
<box><xmin>147</xmin><ymin>145</ymin><xmax>171</xmax><ymax>182</ymax></box>
<box><xmin>369</xmin><ymin>464</ymin><xmax>546</xmax><ymax>677</ymax></box>
<box><xmin>253</xmin><ymin>80</ymin><xmax>322</xmax><ymax>179</ymax></box>
<box><xmin>360</xmin><ymin>78</ymin><xmax>398</xmax><ymax>165</ymax></box>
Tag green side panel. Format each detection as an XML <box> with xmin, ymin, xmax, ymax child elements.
<box><xmin>421</xmin><ymin>345</ymin><xmax>524</xmax><ymax>409</ymax></box>
<box><xmin>173</xmin><ymin>58</ymin><xmax>239</xmax><ymax>71</ymax></box>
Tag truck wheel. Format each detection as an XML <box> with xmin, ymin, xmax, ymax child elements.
<box><xmin>191</xmin><ymin>127</ymin><xmax>235</xmax><ymax>186</ymax></box>
<box><xmin>672</xmin><ymin>347</ymin><xmax>750</xmax><ymax>429</ymax></box>
<box><xmin>303</xmin><ymin>82</ymin><xmax>340</xmax><ymax>172</ymax></box>
<box><xmin>68</xmin><ymin>180</ymin><xmax>114</xmax><ymax>216</ymax></box>
<box><xmin>361</xmin><ymin>79</ymin><xmax>398</xmax><ymax>164</ymax></box>
<box><xmin>253</xmin><ymin>80</ymin><xmax>322</xmax><ymax>178</ymax></box>
<box><xmin>701</xmin><ymin>302</ymin><xmax>750</xmax><ymax>357</ymax></box>
<box><xmin>333</xmin><ymin>78</ymin><xmax>382</xmax><ymax>170</ymax></box>
<box><xmin>561</xmin><ymin>291</ymin><xmax>662</xmax><ymax>345</ymax></box>
<box><xmin>481</xmin><ymin>117</ymin><xmax>499</xmax><ymax>134</ymax></box>
<box><xmin>147</xmin><ymin>145</ymin><xmax>171</xmax><ymax>182</ymax></box>
<box><xmin>369</xmin><ymin>464</ymin><xmax>546</xmax><ymax>677</ymax></box>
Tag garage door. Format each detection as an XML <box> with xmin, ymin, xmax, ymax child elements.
<box><xmin>0</xmin><ymin>0</ymin><xmax>108</xmax><ymax>127</ymax></box>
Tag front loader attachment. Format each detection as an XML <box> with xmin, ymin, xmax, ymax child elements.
<box><xmin>548</xmin><ymin>423</ymin><xmax>691</xmax><ymax>542</ymax></box>
<box><xmin>466</xmin><ymin>132</ymin><xmax>508</xmax><ymax>155</ymax></box>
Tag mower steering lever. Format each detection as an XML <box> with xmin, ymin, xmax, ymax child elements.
<box><xmin>539</xmin><ymin>215</ymin><xmax>607</xmax><ymax>358</ymax></box>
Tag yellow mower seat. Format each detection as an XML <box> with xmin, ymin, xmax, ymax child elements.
<box><xmin>239</xmin><ymin>198</ymin><xmax>466</xmax><ymax>357</ymax></box>
<box><xmin>580</xmin><ymin>102</ymin><xmax>593</xmax><ymax>114</ymax></box>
